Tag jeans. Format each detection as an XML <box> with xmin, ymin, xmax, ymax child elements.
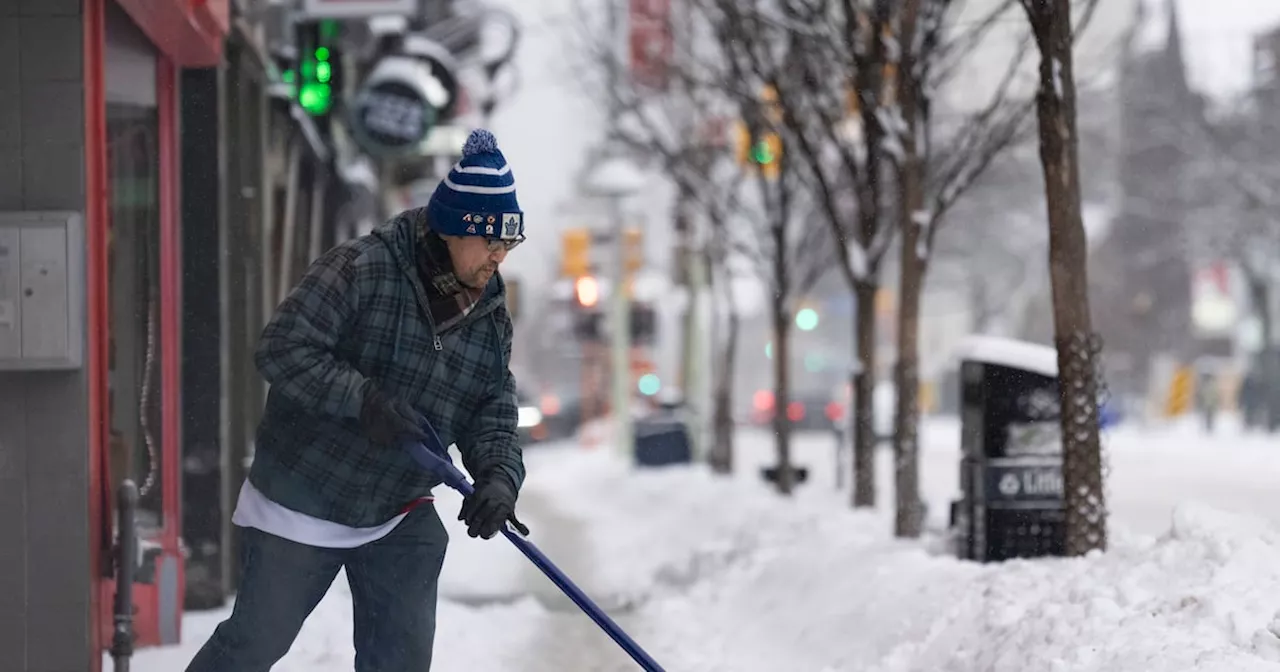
<box><xmin>185</xmin><ymin>504</ymin><xmax>449</xmax><ymax>672</ymax></box>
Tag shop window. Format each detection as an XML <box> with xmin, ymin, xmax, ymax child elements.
<box><xmin>107</xmin><ymin>102</ymin><xmax>164</xmax><ymax>528</ymax></box>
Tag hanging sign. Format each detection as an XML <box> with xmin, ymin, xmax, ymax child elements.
<box><xmin>348</xmin><ymin>51</ymin><xmax>458</xmax><ymax>157</ymax></box>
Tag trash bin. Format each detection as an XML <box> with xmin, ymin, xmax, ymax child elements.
<box><xmin>950</xmin><ymin>337</ymin><xmax>1066</xmax><ymax>563</ymax></box>
<box><xmin>633</xmin><ymin>414</ymin><xmax>693</xmax><ymax>468</ymax></box>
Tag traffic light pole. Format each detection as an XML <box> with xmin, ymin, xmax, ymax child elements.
<box><xmin>609</xmin><ymin>196</ymin><xmax>634</xmax><ymax>460</ymax></box>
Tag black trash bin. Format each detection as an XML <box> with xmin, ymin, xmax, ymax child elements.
<box><xmin>633</xmin><ymin>412</ymin><xmax>693</xmax><ymax>468</ymax></box>
<box><xmin>951</xmin><ymin>338</ymin><xmax>1066</xmax><ymax>563</ymax></box>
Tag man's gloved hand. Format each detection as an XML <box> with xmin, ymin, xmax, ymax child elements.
<box><xmin>459</xmin><ymin>471</ymin><xmax>530</xmax><ymax>540</ymax></box>
<box><xmin>359</xmin><ymin>382</ymin><xmax>430</xmax><ymax>447</ymax></box>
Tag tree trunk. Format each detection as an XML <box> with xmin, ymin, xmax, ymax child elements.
<box><xmin>852</xmin><ymin>281</ymin><xmax>878</xmax><ymax>507</ymax></box>
<box><xmin>891</xmin><ymin>0</ymin><xmax>927</xmax><ymax>538</ymax></box>
<box><xmin>969</xmin><ymin>277</ymin><xmax>995</xmax><ymax>335</ymax></box>
<box><xmin>772</xmin><ymin>301</ymin><xmax>795</xmax><ymax>494</ymax></box>
<box><xmin>848</xmin><ymin>0</ymin><xmax>892</xmax><ymax>510</ymax></box>
<box><xmin>1024</xmin><ymin>0</ymin><xmax>1107</xmax><ymax>556</ymax></box>
<box><xmin>893</xmin><ymin>254</ymin><xmax>925</xmax><ymax>535</ymax></box>
<box><xmin>710</xmin><ymin>285</ymin><xmax>740</xmax><ymax>475</ymax></box>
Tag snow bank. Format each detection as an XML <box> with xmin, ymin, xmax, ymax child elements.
<box><xmin>521</xmin><ymin>430</ymin><xmax>1280</xmax><ymax>672</ymax></box>
<box><xmin>870</xmin><ymin>504</ymin><xmax>1280</xmax><ymax>672</ymax></box>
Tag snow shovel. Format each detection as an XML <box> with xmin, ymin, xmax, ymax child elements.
<box><xmin>405</xmin><ymin>424</ymin><xmax>667</xmax><ymax>672</ymax></box>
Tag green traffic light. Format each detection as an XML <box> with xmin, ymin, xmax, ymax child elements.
<box><xmin>638</xmin><ymin>374</ymin><xmax>661</xmax><ymax>396</ymax></box>
<box><xmin>752</xmin><ymin>140</ymin><xmax>775</xmax><ymax>164</ymax></box>
<box><xmin>298</xmin><ymin>82</ymin><xmax>332</xmax><ymax>116</ymax></box>
<box><xmin>316</xmin><ymin>61</ymin><xmax>332</xmax><ymax>84</ymax></box>
<box><xmin>315</xmin><ymin>47</ymin><xmax>330</xmax><ymax>62</ymax></box>
<box><xmin>796</xmin><ymin>308</ymin><xmax>819</xmax><ymax>331</ymax></box>
<box><xmin>765</xmin><ymin>342</ymin><xmax>773</xmax><ymax>359</ymax></box>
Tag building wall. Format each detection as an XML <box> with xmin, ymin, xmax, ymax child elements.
<box><xmin>0</xmin><ymin>0</ymin><xmax>94</xmax><ymax>670</ymax></box>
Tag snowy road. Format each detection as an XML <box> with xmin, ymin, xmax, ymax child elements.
<box><xmin>124</xmin><ymin>419</ymin><xmax>1280</xmax><ymax>671</ymax></box>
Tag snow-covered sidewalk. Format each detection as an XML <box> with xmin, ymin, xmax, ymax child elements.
<box><xmin>127</xmin><ymin>420</ymin><xmax>1280</xmax><ymax>671</ymax></box>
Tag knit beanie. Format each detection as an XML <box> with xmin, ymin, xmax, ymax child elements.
<box><xmin>426</xmin><ymin>129</ymin><xmax>524</xmax><ymax>240</ymax></box>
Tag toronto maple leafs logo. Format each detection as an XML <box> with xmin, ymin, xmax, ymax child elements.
<box><xmin>501</xmin><ymin>213</ymin><xmax>522</xmax><ymax>240</ymax></box>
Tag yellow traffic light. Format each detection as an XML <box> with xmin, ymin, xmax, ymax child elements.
<box><xmin>575</xmin><ymin>276</ymin><xmax>600</xmax><ymax>307</ymax></box>
<box><xmin>623</xmin><ymin>227</ymin><xmax>643</xmax><ymax>274</ymax></box>
<box><xmin>561</xmin><ymin>228</ymin><xmax>591</xmax><ymax>278</ymax></box>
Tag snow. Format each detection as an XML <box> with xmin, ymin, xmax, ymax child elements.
<box><xmin>584</xmin><ymin>155</ymin><xmax>648</xmax><ymax>198</ymax></box>
<box><xmin>953</xmin><ymin>334</ymin><xmax>1059</xmax><ymax>377</ymax></box>
<box><xmin>121</xmin><ymin>417</ymin><xmax>1280</xmax><ymax>671</ymax></box>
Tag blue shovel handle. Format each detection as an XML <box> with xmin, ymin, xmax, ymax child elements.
<box><xmin>405</xmin><ymin>432</ymin><xmax>666</xmax><ymax>672</ymax></box>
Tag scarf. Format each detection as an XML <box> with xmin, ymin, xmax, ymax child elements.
<box><xmin>416</xmin><ymin>222</ymin><xmax>485</xmax><ymax>333</ymax></box>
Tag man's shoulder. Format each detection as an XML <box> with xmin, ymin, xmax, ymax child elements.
<box><xmin>314</xmin><ymin>229</ymin><xmax>399</xmax><ymax>276</ymax></box>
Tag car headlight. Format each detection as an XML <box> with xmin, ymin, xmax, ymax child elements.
<box><xmin>517</xmin><ymin>406</ymin><xmax>543</xmax><ymax>428</ymax></box>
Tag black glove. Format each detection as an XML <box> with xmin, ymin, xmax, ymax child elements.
<box><xmin>359</xmin><ymin>382</ymin><xmax>429</xmax><ymax>447</ymax></box>
<box><xmin>459</xmin><ymin>471</ymin><xmax>530</xmax><ymax>540</ymax></box>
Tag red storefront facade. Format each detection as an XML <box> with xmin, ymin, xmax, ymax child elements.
<box><xmin>83</xmin><ymin>1</ymin><xmax>228</xmax><ymax>668</ymax></box>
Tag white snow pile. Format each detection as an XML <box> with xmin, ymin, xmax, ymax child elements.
<box><xmin>126</xmin><ymin>425</ymin><xmax>1280</xmax><ymax>672</ymax></box>
<box><xmin>498</xmin><ymin>432</ymin><xmax>1280</xmax><ymax>672</ymax></box>
<box><xmin>870</xmin><ymin>504</ymin><xmax>1280</xmax><ymax>672</ymax></box>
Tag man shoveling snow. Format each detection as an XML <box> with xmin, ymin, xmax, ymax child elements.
<box><xmin>185</xmin><ymin>129</ymin><xmax>530</xmax><ymax>672</ymax></box>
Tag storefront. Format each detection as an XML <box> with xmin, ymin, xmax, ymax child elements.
<box><xmin>87</xmin><ymin>0</ymin><xmax>229</xmax><ymax>667</ymax></box>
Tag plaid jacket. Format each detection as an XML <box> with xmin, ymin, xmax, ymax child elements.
<box><xmin>248</xmin><ymin>212</ymin><xmax>524</xmax><ymax>528</ymax></box>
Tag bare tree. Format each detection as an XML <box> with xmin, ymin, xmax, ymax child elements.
<box><xmin>888</xmin><ymin>0</ymin><xmax>1107</xmax><ymax>538</ymax></box>
<box><xmin>569</xmin><ymin>0</ymin><xmax>757</xmax><ymax>472</ymax></box>
<box><xmin>1021</xmin><ymin>0</ymin><xmax>1107</xmax><ymax>555</ymax></box>
<box><xmin>692</xmin><ymin>0</ymin><xmax>837</xmax><ymax>494</ymax></box>
<box><xmin>757</xmin><ymin>0</ymin><xmax>1029</xmax><ymax>514</ymax></box>
<box><xmin>738</xmin><ymin>0</ymin><xmax>898</xmax><ymax>509</ymax></box>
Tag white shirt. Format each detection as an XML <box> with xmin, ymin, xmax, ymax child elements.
<box><xmin>231</xmin><ymin>479</ymin><xmax>427</xmax><ymax>549</ymax></box>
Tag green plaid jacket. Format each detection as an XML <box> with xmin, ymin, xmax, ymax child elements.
<box><xmin>248</xmin><ymin>212</ymin><xmax>524</xmax><ymax>527</ymax></box>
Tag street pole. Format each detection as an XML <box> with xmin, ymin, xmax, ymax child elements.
<box><xmin>683</xmin><ymin>237</ymin><xmax>707</xmax><ymax>462</ymax></box>
<box><xmin>610</xmin><ymin>196</ymin><xmax>634</xmax><ymax>460</ymax></box>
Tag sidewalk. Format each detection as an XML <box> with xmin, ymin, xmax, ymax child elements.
<box><xmin>124</xmin><ymin>422</ymin><xmax>1280</xmax><ymax>671</ymax></box>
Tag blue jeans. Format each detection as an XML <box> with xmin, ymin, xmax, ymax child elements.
<box><xmin>185</xmin><ymin>504</ymin><xmax>449</xmax><ymax>672</ymax></box>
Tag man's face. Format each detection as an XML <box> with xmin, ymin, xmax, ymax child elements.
<box><xmin>443</xmin><ymin>234</ymin><xmax>519</xmax><ymax>289</ymax></box>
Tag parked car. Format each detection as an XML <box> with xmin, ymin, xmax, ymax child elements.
<box><xmin>749</xmin><ymin>388</ymin><xmax>845</xmax><ymax>431</ymax></box>
<box><xmin>516</xmin><ymin>387</ymin><xmax>549</xmax><ymax>445</ymax></box>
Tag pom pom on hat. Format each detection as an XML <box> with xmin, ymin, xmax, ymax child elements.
<box><xmin>427</xmin><ymin>128</ymin><xmax>524</xmax><ymax>240</ymax></box>
<box><xmin>462</xmin><ymin>129</ymin><xmax>499</xmax><ymax>157</ymax></box>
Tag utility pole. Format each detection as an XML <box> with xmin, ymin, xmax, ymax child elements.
<box><xmin>597</xmin><ymin>0</ymin><xmax>635</xmax><ymax>459</ymax></box>
<box><xmin>609</xmin><ymin>198</ymin><xmax>634</xmax><ymax>459</ymax></box>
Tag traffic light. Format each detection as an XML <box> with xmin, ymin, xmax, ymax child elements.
<box><xmin>795</xmin><ymin>307</ymin><xmax>819</xmax><ymax>331</ymax></box>
<box><xmin>734</xmin><ymin>122</ymin><xmax>783</xmax><ymax>177</ymax></box>
<box><xmin>297</xmin><ymin>20</ymin><xmax>341</xmax><ymax>118</ymax></box>
<box><xmin>624</xmin><ymin>227</ymin><xmax>644</xmax><ymax>275</ymax></box>
<box><xmin>575</xmin><ymin>275</ymin><xmax>600</xmax><ymax>308</ymax></box>
<box><xmin>638</xmin><ymin>373</ymin><xmax>661</xmax><ymax>397</ymax></box>
<box><xmin>561</xmin><ymin>228</ymin><xmax>591</xmax><ymax>278</ymax></box>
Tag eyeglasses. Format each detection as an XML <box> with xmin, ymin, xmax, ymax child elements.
<box><xmin>484</xmin><ymin>235</ymin><xmax>525</xmax><ymax>252</ymax></box>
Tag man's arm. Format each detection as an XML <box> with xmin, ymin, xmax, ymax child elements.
<box><xmin>254</xmin><ymin>244</ymin><xmax>369</xmax><ymax>420</ymax></box>
<box><xmin>459</xmin><ymin>308</ymin><xmax>525</xmax><ymax>490</ymax></box>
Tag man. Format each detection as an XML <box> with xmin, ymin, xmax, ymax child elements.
<box><xmin>186</xmin><ymin>129</ymin><xmax>528</xmax><ymax>672</ymax></box>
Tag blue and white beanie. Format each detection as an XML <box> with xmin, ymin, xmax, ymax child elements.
<box><xmin>427</xmin><ymin>129</ymin><xmax>525</xmax><ymax>241</ymax></box>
